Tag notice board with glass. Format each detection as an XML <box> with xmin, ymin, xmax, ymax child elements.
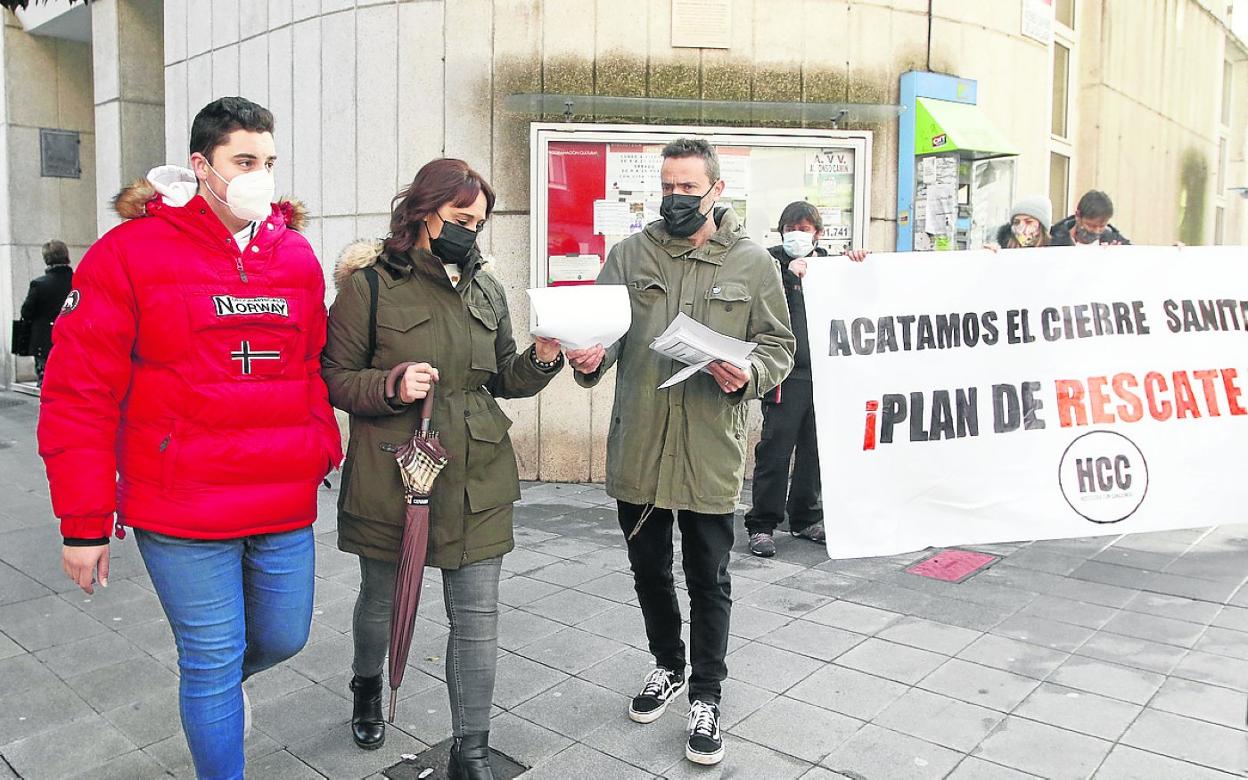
<box><xmin>528</xmin><ymin>123</ymin><xmax>873</xmax><ymax>287</ymax></box>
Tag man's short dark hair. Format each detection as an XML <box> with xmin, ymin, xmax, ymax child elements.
<box><xmin>189</xmin><ymin>97</ymin><xmax>275</xmax><ymax>164</ymax></box>
<box><xmin>661</xmin><ymin>137</ymin><xmax>720</xmax><ymax>183</ymax></box>
<box><xmin>777</xmin><ymin>201</ymin><xmax>822</xmax><ymax>233</ymax></box>
<box><xmin>42</xmin><ymin>239</ymin><xmax>69</xmax><ymax>266</ymax></box>
<box><xmin>1076</xmin><ymin>190</ymin><xmax>1114</xmax><ymax>220</ymax></box>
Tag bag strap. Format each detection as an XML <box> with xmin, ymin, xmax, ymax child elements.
<box><xmin>364</xmin><ymin>265</ymin><xmax>380</xmax><ymax>367</ymax></box>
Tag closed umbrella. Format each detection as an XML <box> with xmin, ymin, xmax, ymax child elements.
<box><xmin>382</xmin><ymin>361</ymin><xmax>451</xmax><ymax>723</ymax></box>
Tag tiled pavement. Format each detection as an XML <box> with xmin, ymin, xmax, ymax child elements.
<box><xmin>1</xmin><ymin>389</ymin><xmax>1246</xmax><ymax>779</ymax></box>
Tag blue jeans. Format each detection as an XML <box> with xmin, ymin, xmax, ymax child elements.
<box><xmin>135</xmin><ymin>527</ymin><xmax>315</xmax><ymax>780</ymax></box>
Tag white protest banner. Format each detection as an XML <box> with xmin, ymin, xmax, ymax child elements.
<box><xmin>803</xmin><ymin>245</ymin><xmax>1248</xmax><ymax>559</ymax></box>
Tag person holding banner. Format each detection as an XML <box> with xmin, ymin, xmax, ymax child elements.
<box><xmin>1050</xmin><ymin>190</ymin><xmax>1131</xmax><ymax>246</ymax></box>
<box><xmin>745</xmin><ymin>202</ymin><xmax>867</xmax><ymax>557</ymax></box>
<box><xmin>566</xmin><ymin>138</ymin><xmax>794</xmax><ymax>767</ymax></box>
<box><xmin>991</xmin><ymin>195</ymin><xmax>1053</xmax><ymax>250</ymax></box>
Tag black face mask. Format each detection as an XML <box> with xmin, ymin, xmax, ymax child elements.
<box><xmin>660</xmin><ymin>184</ymin><xmax>716</xmax><ymax>238</ymax></box>
<box><xmin>1074</xmin><ymin>225</ymin><xmax>1105</xmax><ymax>244</ymax></box>
<box><xmin>430</xmin><ymin>216</ymin><xmax>479</xmax><ymax>266</ymax></box>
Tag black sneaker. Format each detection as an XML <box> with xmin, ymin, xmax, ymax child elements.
<box><xmin>792</xmin><ymin>521</ymin><xmax>826</xmax><ymax>543</ymax></box>
<box><xmin>628</xmin><ymin>667</ymin><xmax>686</xmax><ymax>724</ymax></box>
<box><xmin>748</xmin><ymin>532</ymin><xmax>776</xmax><ymax>557</ymax></box>
<box><xmin>685</xmin><ymin>700</ymin><xmax>724</xmax><ymax>765</ymax></box>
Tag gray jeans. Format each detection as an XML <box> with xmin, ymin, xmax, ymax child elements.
<box><xmin>352</xmin><ymin>554</ymin><xmax>502</xmax><ymax>736</ymax></box>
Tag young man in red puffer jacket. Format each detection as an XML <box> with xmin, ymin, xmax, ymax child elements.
<box><xmin>37</xmin><ymin>97</ymin><xmax>342</xmax><ymax>780</ymax></box>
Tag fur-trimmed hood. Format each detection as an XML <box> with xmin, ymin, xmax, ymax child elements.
<box><xmin>333</xmin><ymin>239</ymin><xmax>490</xmax><ymax>290</ymax></box>
<box><xmin>334</xmin><ymin>239</ymin><xmax>386</xmax><ymax>290</ymax></box>
<box><xmin>112</xmin><ymin>165</ymin><xmax>307</xmax><ymax>231</ymax></box>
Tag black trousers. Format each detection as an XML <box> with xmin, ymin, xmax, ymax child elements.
<box><xmin>745</xmin><ymin>378</ymin><xmax>823</xmax><ymax>536</ymax></box>
<box><xmin>617</xmin><ymin>501</ymin><xmax>734</xmax><ymax>705</ymax></box>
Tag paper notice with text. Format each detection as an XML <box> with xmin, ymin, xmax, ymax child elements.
<box><xmin>650</xmin><ymin>313</ymin><xmax>756</xmax><ymax>389</ymax></box>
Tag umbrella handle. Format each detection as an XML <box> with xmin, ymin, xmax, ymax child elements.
<box><xmin>385</xmin><ymin>362</ymin><xmax>437</xmax><ymax>431</ymax></box>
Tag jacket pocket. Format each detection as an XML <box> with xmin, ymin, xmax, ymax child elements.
<box><xmin>185</xmin><ymin>295</ymin><xmax>308</xmax><ymax>429</ymax></box>
<box><xmin>463</xmin><ymin>404</ymin><xmax>520</xmax><ymax>512</ymax></box>
<box><xmin>627</xmin><ymin>277</ymin><xmax>667</xmax><ymax>337</ymax></box>
<box><xmin>340</xmin><ymin>421</ymin><xmax>405</xmax><ymax>524</ymax></box>
<box><xmin>628</xmin><ymin>276</ymin><xmax>667</xmax><ymax>302</ymax></box>
<box><xmin>376</xmin><ymin>305</ymin><xmax>434</xmax><ymax>367</ymax></box>
<box><xmin>705</xmin><ymin>282</ymin><xmax>753</xmax><ymax>338</ymax></box>
<box><xmin>188</xmin><ymin>294</ymin><xmax>304</xmax><ymax>380</ymax></box>
<box><xmin>466</xmin><ymin>302</ymin><xmax>499</xmax><ymax>373</ymax></box>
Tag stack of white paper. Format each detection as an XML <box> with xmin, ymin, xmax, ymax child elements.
<box><xmin>528</xmin><ymin>285</ymin><xmax>631</xmax><ymax>351</ymax></box>
<box><xmin>650</xmin><ymin>313</ymin><xmax>756</xmax><ymax>389</ymax></box>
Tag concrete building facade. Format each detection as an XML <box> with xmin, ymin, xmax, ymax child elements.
<box><xmin>2</xmin><ymin>0</ymin><xmax>1246</xmax><ymax>482</ymax></box>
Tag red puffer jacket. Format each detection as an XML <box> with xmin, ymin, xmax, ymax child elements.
<box><xmin>38</xmin><ymin>168</ymin><xmax>344</xmax><ymax>541</ymax></box>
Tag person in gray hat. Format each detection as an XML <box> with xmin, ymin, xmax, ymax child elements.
<box><xmin>993</xmin><ymin>195</ymin><xmax>1052</xmax><ymax>249</ymax></box>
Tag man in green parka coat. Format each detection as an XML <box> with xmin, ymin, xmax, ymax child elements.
<box><xmin>569</xmin><ymin>138</ymin><xmax>795</xmax><ymax>767</ymax></box>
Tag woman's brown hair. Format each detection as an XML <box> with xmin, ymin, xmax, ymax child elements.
<box><xmin>384</xmin><ymin>158</ymin><xmax>496</xmax><ymax>256</ymax></box>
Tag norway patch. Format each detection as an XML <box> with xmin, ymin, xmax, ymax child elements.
<box><xmin>212</xmin><ymin>295</ymin><xmax>289</xmax><ymax>317</ymax></box>
<box><xmin>230</xmin><ymin>341</ymin><xmax>281</xmax><ymax>374</ymax></box>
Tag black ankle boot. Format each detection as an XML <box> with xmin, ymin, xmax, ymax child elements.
<box><xmin>448</xmin><ymin>731</ymin><xmax>494</xmax><ymax>780</ymax></box>
<box><xmin>349</xmin><ymin>674</ymin><xmax>385</xmax><ymax>750</ymax></box>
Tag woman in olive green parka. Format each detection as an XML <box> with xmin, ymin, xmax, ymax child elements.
<box><xmin>322</xmin><ymin>159</ymin><xmax>562</xmax><ymax>778</ymax></box>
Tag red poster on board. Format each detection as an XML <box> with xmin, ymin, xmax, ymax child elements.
<box><xmin>546</xmin><ymin>141</ymin><xmax>606</xmax><ymax>286</ymax></box>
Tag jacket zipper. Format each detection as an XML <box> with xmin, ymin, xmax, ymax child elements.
<box><xmin>228</xmin><ymin>236</ymin><xmax>249</xmax><ymax>283</ymax></box>
<box><xmin>114</xmin><ymin>519</ymin><xmax>127</xmax><ymax>540</ymax></box>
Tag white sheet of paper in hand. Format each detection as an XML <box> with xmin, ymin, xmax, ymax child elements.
<box><xmin>650</xmin><ymin>313</ymin><xmax>756</xmax><ymax>389</ymax></box>
<box><xmin>528</xmin><ymin>285</ymin><xmax>631</xmax><ymax>351</ymax></box>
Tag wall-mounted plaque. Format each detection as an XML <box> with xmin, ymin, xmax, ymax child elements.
<box><xmin>40</xmin><ymin>128</ymin><xmax>81</xmax><ymax>179</ymax></box>
<box><xmin>671</xmin><ymin>0</ymin><xmax>732</xmax><ymax>49</ymax></box>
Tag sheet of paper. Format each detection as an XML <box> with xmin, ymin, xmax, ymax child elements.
<box><xmin>925</xmin><ymin>184</ymin><xmax>957</xmax><ymax>237</ymax></box>
<box><xmin>931</xmin><ymin>156</ymin><xmax>958</xmax><ymax>187</ymax></box>
<box><xmin>593</xmin><ymin>199</ymin><xmax>634</xmax><ymax>235</ymax></box>
<box><xmin>649</xmin><ymin>312</ymin><xmax>756</xmax><ymax>388</ymax></box>
<box><xmin>658</xmin><ymin>360</ymin><xmax>713</xmax><ymax>390</ymax></box>
<box><xmin>606</xmin><ymin>147</ymin><xmax>662</xmax><ymax>191</ymax></box>
<box><xmin>718</xmin><ymin>148</ymin><xmax>751</xmax><ymax>199</ymax></box>
<box><xmin>548</xmin><ymin>254</ymin><xmax>601</xmax><ymax>284</ymax></box>
<box><xmin>528</xmin><ymin>285</ymin><xmax>631</xmax><ymax>350</ymax></box>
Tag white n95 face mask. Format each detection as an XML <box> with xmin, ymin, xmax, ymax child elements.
<box><xmin>206</xmin><ymin>163</ymin><xmax>275</xmax><ymax>222</ymax></box>
<box><xmin>782</xmin><ymin>230</ymin><xmax>815</xmax><ymax>259</ymax></box>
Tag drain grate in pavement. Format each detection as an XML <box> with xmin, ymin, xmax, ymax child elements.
<box><xmin>905</xmin><ymin>549</ymin><xmax>999</xmax><ymax>583</ymax></box>
<box><xmin>384</xmin><ymin>739</ymin><xmax>527</xmax><ymax>780</ymax></box>
<box><xmin>0</xmin><ymin>398</ymin><xmax>28</xmax><ymax>409</ymax></box>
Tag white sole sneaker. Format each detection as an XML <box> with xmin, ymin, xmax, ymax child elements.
<box><xmin>685</xmin><ymin>743</ymin><xmax>725</xmax><ymax>765</ymax></box>
<box><xmin>242</xmin><ymin>688</ymin><xmax>252</xmax><ymax>740</ymax></box>
<box><xmin>628</xmin><ymin>679</ymin><xmax>687</xmax><ymax>724</ymax></box>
